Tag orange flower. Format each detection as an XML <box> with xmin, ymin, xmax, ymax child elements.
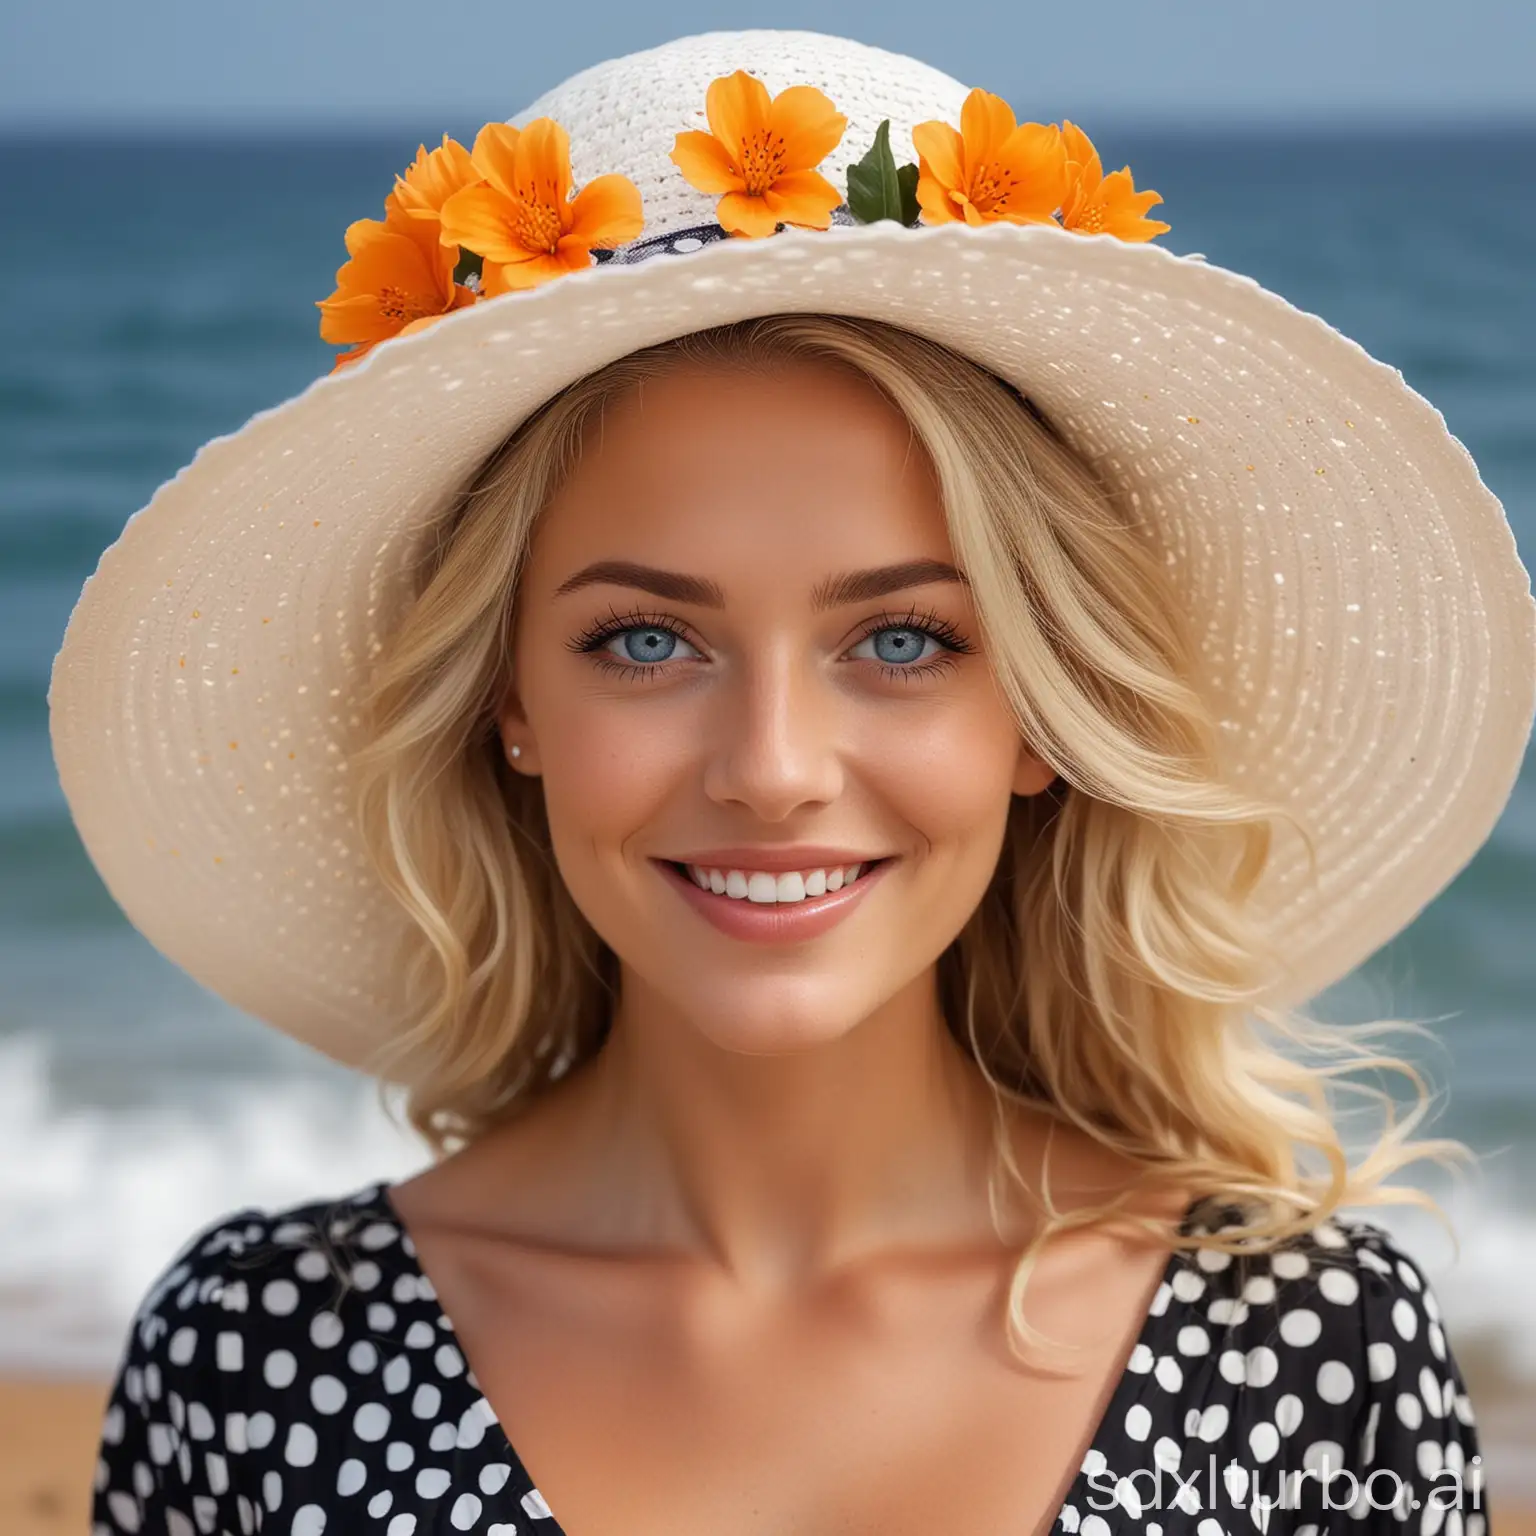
<box><xmin>437</xmin><ymin>119</ymin><xmax>643</xmax><ymax>296</ymax></box>
<box><xmin>387</xmin><ymin>134</ymin><xmax>484</xmax><ymax>226</ymax></box>
<box><xmin>1058</xmin><ymin>121</ymin><xmax>1170</xmax><ymax>241</ymax></box>
<box><xmin>912</xmin><ymin>88</ymin><xmax>1070</xmax><ymax>227</ymax></box>
<box><xmin>670</xmin><ymin>70</ymin><xmax>847</xmax><ymax>239</ymax></box>
<box><xmin>316</xmin><ymin>208</ymin><xmax>477</xmax><ymax>373</ymax></box>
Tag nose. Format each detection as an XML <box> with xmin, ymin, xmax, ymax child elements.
<box><xmin>701</xmin><ymin>638</ymin><xmax>845</xmax><ymax>820</ymax></box>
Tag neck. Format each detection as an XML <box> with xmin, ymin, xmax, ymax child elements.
<box><xmin>573</xmin><ymin>966</ymin><xmax>1040</xmax><ymax>1291</ymax></box>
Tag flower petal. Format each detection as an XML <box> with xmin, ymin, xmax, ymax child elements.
<box><xmin>565</xmin><ymin>173</ymin><xmax>645</xmax><ymax>249</ymax></box>
<box><xmin>1059</xmin><ymin>119</ymin><xmax>1102</xmax><ymax>186</ymax></box>
<box><xmin>670</xmin><ymin>129</ymin><xmax>744</xmax><ymax>193</ymax></box>
<box><xmin>439</xmin><ymin>183</ymin><xmax>526</xmax><ymax>265</ymax></box>
<box><xmin>959</xmin><ymin>88</ymin><xmax>1018</xmax><ymax>169</ymax></box>
<box><xmin>483</xmin><ymin>245</ymin><xmax>593</xmax><ymax>293</ymax></box>
<box><xmin>760</xmin><ymin>169</ymin><xmax>841</xmax><ymax>228</ymax></box>
<box><xmin>716</xmin><ymin>190</ymin><xmax>781</xmax><ymax>239</ymax></box>
<box><xmin>704</xmin><ymin>70</ymin><xmax>771</xmax><ymax>161</ymax></box>
<box><xmin>911</xmin><ymin>121</ymin><xmax>965</xmax><ymax>197</ymax></box>
<box><xmin>765</xmin><ymin>85</ymin><xmax>847</xmax><ymax>172</ymax></box>
<box><xmin>469</xmin><ymin>122</ymin><xmax>523</xmax><ymax>200</ymax></box>
<box><xmin>393</xmin><ymin>134</ymin><xmax>481</xmax><ymax>219</ymax></box>
<box><xmin>512</xmin><ymin>117</ymin><xmax>574</xmax><ymax>222</ymax></box>
<box><xmin>914</xmin><ymin>166</ymin><xmax>962</xmax><ymax>224</ymax></box>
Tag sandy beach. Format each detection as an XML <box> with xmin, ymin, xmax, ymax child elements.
<box><xmin>7</xmin><ymin>1375</ymin><xmax>1532</xmax><ymax>1536</ymax></box>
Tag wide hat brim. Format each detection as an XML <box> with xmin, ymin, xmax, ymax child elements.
<box><xmin>48</xmin><ymin>218</ymin><xmax>1536</xmax><ymax>1069</ymax></box>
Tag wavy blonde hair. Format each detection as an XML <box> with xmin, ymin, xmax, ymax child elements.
<box><xmin>350</xmin><ymin>313</ymin><xmax>1470</xmax><ymax>1351</ymax></box>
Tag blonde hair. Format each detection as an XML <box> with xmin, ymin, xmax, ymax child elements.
<box><xmin>350</xmin><ymin>313</ymin><xmax>1470</xmax><ymax>1351</ymax></box>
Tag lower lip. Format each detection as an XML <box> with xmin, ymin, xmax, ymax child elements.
<box><xmin>653</xmin><ymin>859</ymin><xmax>893</xmax><ymax>945</ymax></box>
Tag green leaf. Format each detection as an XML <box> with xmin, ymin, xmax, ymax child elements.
<box><xmin>846</xmin><ymin>120</ymin><xmax>921</xmax><ymax>226</ymax></box>
<box><xmin>453</xmin><ymin>247</ymin><xmax>484</xmax><ymax>286</ymax></box>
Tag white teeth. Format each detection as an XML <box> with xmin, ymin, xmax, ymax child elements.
<box><xmin>682</xmin><ymin>862</ymin><xmax>873</xmax><ymax>903</ymax></box>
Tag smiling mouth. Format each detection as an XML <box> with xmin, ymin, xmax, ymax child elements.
<box><xmin>664</xmin><ymin>858</ymin><xmax>891</xmax><ymax>905</ymax></box>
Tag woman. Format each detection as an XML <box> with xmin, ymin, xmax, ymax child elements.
<box><xmin>55</xmin><ymin>30</ymin><xmax>1529</xmax><ymax>1536</ymax></box>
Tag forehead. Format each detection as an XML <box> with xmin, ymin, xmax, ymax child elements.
<box><xmin>525</xmin><ymin>358</ymin><xmax>954</xmax><ymax>590</ymax></box>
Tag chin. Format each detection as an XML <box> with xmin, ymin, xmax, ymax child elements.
<box><xmin>661</xmin><ymin>970</ymin><xmax>884</xmax><ymax>1057</ymax></box>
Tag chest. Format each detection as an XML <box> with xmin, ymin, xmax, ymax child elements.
<box><xmin>413</xmin><ymin>1235</ymin><xmax>1172</xmax><ymax>1536</ymax></box>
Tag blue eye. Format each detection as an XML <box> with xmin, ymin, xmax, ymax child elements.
<box><xmin>851</xmin><ymin>626</ymin><xmax>943</xmax><ymax>666</ymax></box>
<box><xmin>604</xmin><ymin>626</ymin><xmax>698</xmax><ymax>665</ymax></box>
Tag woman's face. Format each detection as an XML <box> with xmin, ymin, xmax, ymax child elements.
<box><xmin>501</xmin><ymin>356</ymin><xmax>1056</xmax><ymax>1053</ymax></box>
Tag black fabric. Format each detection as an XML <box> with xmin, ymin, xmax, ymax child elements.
<box><xmin>92</xmin><ymin>1182</ymin><xmax>1490</xmax><ymax>1534</ymax></box>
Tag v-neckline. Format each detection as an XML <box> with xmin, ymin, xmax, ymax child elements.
<box><xmin>373</xmin><ymin>1179</ymin><xmax>1207</xmax><ymax>1536</ymax></box>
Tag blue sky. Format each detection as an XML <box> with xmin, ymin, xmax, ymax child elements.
<box><xmin>3</xmin><ymin>0</ymin><xmax>1533</xmax><ymax>127</ymax></box>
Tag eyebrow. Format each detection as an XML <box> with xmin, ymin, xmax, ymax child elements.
<box><xmin>552</xmin><ymin>558</ymin><xmax>968</xmax><ymax>611</ymax></box>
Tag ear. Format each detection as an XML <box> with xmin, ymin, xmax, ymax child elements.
<box><xmin>495</xmin><ymin>681</ymin><xmax>543</xmax><ymax>776</ymax></box>
<box><xmin>1012</xmin><ymin>743</ymin><xmax>1060</xmax><ymax>798</ymax></box>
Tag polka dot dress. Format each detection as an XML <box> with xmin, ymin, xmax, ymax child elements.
<box><xmin>92</xmin><ymin>1184</ymin><xmax>1490</xmax><ymax>1535</ymax></box>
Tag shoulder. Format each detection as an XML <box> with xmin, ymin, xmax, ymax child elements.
<box><xmin>109</xmin><ymin>1181</ymin><xmax>415</xmax><ymax>1410</ymax></box>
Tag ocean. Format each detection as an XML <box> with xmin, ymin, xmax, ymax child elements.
<box><xmin>2</xmin><ymin>127</ymin><xmax>1534</xmax><ymax>1392</ymax></box>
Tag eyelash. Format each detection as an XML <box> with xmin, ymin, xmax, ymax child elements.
<box><xmin>567</xmin><ymin>604</ymin><xmax>976</xmax><ymax>683</ymax></box>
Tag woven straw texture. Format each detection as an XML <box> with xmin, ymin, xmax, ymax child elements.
<box><xmin>48</xmin><ymin>30</ymin><xmax>1536</xmax><ymax>1069</ymax></box>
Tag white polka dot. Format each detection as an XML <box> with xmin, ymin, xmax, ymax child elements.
<box><xmin>1421</xmin><ymin>1366</ymin><xmax>1446</xmax><ymax>1417</ymax></box>
<box><xmin>387</xmin><ymin>1441</ymin><xmax>415</xmax><ymax>1472</ymax></box>
<box><xmin>1081</xmin><ymin>1447</ymin><xmax>1107</xmax><ymax>1478</ymax></box>
<box><xmin>393</xmin><ymin>1276</ymin><xmax>419</xmax><ymax>1304</ymax></box>
<box><xmin>1428</xmin><ymin>1321</ymin><xmax>1447</xmax><ymax>1361</ymax></box>
<box><xmin>169</xmin><ymin>1328</ymin><xmax>199</xmax><ymax>1366</ymax></box>
<box><xmin>353</xmin><ymin>1403</ymin><xmax>391</xmax><ymax>1442</ymax></box>
<box><xmin>1199</xmin><ymin>1521</ymin><xmax>1224</xmax><ymax>1536</ymax></box>
<box><xmin>429</xmin><ymin>1422</ymin><xmax>457</xmax><ymax>1452</ymax></box>
<box><xmin>1272</xmin><ymin>1250</ymin><xmax>1309</xmax><ymax>1281</ymax></box>
<box><xmin>1059</xmin><ymin>1509</ymin><xmax>1081</xmax><ymax>1534</ymax></box>
<box><xmin>1318</xmin><ymin>1267</ymin><xmax>1359</xmax><ymax>1306</ymax></box>
<box><xmin>311</xmin><ymin>1375</ymin><xmax>347</xmax><ymax>1415</ymax></box>
<box><xmin>1418</xmin><ymin>1440</ymin><xmax>1445</xmax><ymax>1478</ymax></box>
<box><xmin>451</xmin><ymin>1494</ymin><xmax>483</xmax><ymax>1530</ymax></box>
<box><xmin>434</xmin><ymin>1344</ymin><xmax>465</xmax><ymax>1377</ymax></box>
<box><xmin>1115</xmin><ymin>1477</ymin><xmax>1143</xmax><ymax>1518</ymax></box>
<box><xmin>368</xmin><ymin>1303</ymin><xmax>398</xmax><ymax>1333</ymax></box>
<box><xmin>263</xmin><ymin>1350</ymin><xmax>297</xmax><ymax>1389</ymax></box>
<box><xmin>349</xmin><ymin>1341</ymin><xmax>379</xmax><ymax>1374</ymax></box>
<box><xmin>149</xmin><ymin>1423</ymin><xmax>177</xmax><ymax>1465</ymax></box>
<box><xmin>1124</xmin><ymin>1404</ymin><xmax>1152</xmax><ymax>1441</ymax></box>
<box><xmin>1242</xmin><ymin>1275</ymin><xmax>1277</xmax><ymax>1306</ymax></box>
<box><xmin>263</xmin><ymin>1469</ymin><xmax>283</xmax><ymax>1512</ymax></box>
<box><xmin>1317</xmin><ymin>1360</ymin><xmax>1355</xmax><ymax>1404</ymax></box>
<box><xmin>272</xmin><ymin>1222</ymin><xmax>313</xmax><ymax>1245</ymax></box>
<box><xmin>309</xmin><ymin>1312</ymin><xmax>344</xmax><ymax>1349</ymax></box>
<box><xmin>1196</xmin><ymin>1245</ymin><xmax>1233</xmax><ymax>1272</ymax></box>
<box><xmin>404</xmin><ymin>1321</ymin><xmax>436</xmax><ymax>1348</ymax></box>
<box><xmin>1147</xmin><ymin>1282</ymin><xmax>1172</xmax><ymax>1316</ymax></box>
<box><xmin>107</xmin><ymin>1492</ymin><xmax>141</xmax><ymax>1531</ymax></box>
<box><xmin>1207</xmin><ymin>1298</ymin><xmax>1248</xmax><ymax>1327</ymax></box>
<box><xmin>284</xmin><ymin>1423</ymin><xmax>317</xmax><ymax>1468</ymax></box>
<box><xmin>360</xmin><ymin>1223</ymin><xmax>399</xmax><ymax>1251</ymax></box>
<box><xmin>386</xmin><ymin>1516</ymin><xmax>416</xmax><ymax>1536</ymax></box>
<box><xmin>368</xmin><ymin>1490</ymin><xmax>393</xmax><ymax>1518</ymax></box>
<box><xmin>1171</xmin><ymin>1270</ymin><xmax>1206</xmax><ymax>1303</ymax></box>
<box><xmin>1177</xmin><ymin>1325</ymin><xmax>1210</xmax><ymax>1356</ymax></box>
<box><xmin>291</xmin><ymin>1507</ymin><xmax>325</xmax><ymax>1536</ymax></box>
<box><xmin>1154</xmin><ymin>1355</ymin><xmax>1183</xmax><ymax>1393</ymax></box>
<box><xmin>351</xmin><ymin>1261</ymin><xmax>382</xmax><ymax>1291</ymax></box>
<box><xmin>1246</xmin><ymin>1346</ymin><xmax>1280</xmax><ymax>1388</ymax></box>
<box><xmin>1396</xmin><ymin>1260</ymin><xmax>1423</xmax><ymax>1292</ymax></box>
<box><xmin>1368</xmin><ymin>1341</ymin><xmax>1397</xmax><ymax>1382</ymax></box>
<box><xmin>412</xmin><ymin>1383</ymin><xmax>441</xmax><ymax>1418</ymax></box>
<box><xmin>1217</xmin><ymin>1349</ymin><xmax>1245</xmax><ymax>1385</ymax></box>
<box><xmin>337</xmin><ymin>1459</ymin><xmax>367</xmax><ymax>1496</ymax></box>
<box><xmin>1302</xmin><ymin>1440</ymin><xmax>1344</xmax><ymax>1475</ymax></box>
<box><xmin>383</xmin><ymin>1355</ymin><xmax>412</xmax><ymax>1394</ymax></box>
<box><xmin>1397</xmin><ymin>1391</ymin><xmax>1424</xmax><ymax>1430</ymax></box>
<box><xmin>263</xmin><ymin>1281</ymin><xmax>300</xmax><ymax>1317</ymax></box>
<box><xmin>1279</xmin><ymin>1308</ymin><xmax>1322</xmax><ymax>1347</ymax></box>
<box><xmin>1393</xmin><ymin>1298</ymin><xmax>1420</xmax><ymax>1340</ymax></box>
<box><xmin>1249</xmin><ymin>1422</ymin><xmax>1280</xmax><ymax>1462</ymax></box>
<box><xmin>1152</xmin><ymin>1436</ymin><xmax>1180</xmax><ymax>1471</ymax></box>
<box><xmin>295</xmin><ymin>1250</ymin><xmax>330</xmax><ymax>1283</ymax></box>
<box><xmin>1313</xmin><ymin>1221</ymin><xmax>1348</xmax><ymax>1249</ymax></box>
<box><xmin>480</xmin><ymin>1463</ymin><xmax>513</xmax><ymax>1494</ymax></box>
<box><xmin>1126</xmin><ymin>1343</ymin><xmax>1154</xmax><ymax>1374</ymax></box>
<box><xmin>216</xmin><ymin>1333</ymin><xmax>243</xmax><ymax>1372</ymax></box>
<box><xmin>458</xmin><ymin>1398</ymin><xmax>496</xmax><ymax>1449</ymax></box>
<box><xmin>522</xmin><ymin>1491</ymin><xmax>553</xmax><ymax>1519</ymax></box>
<box><xmin>1080</xmin><ymin>1517</ymin><xmax>1110</xmax><ymax>1536</ymax></box>
<box><xmin>416</xmin><ymin>1468</ymin><xmax>451</xmax><ymax>1499</ymax></box>
<box><xmin>187</xmin><ymin>1403</ymin><xmax>215</xmax><ymax>1442</ymax></box>
<box><xmin>673</xmin><ymin>237</ymin><xmax>704</xmax><ymax>252</ymax></box>
<box><xmin>1195</xmin><ymin>1403</ymin><xmax>1229</xmax><ymax>1441</ymax></box>
<box><xmin>246</xmin><ymin>1412</ymin><xmax>275</xmax><ymax>1450</ymax></box>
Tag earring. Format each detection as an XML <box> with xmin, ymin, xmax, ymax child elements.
<box><xmin>510</xmin><ymin>745</ymin><xmax>522</xmax><ymax>760</ymax></box>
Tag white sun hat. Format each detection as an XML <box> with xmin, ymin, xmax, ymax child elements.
<box><xmin>48</xmin><ymin>29</ymin><xmax>1536</xmax><ymax>1070</ymax></box>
